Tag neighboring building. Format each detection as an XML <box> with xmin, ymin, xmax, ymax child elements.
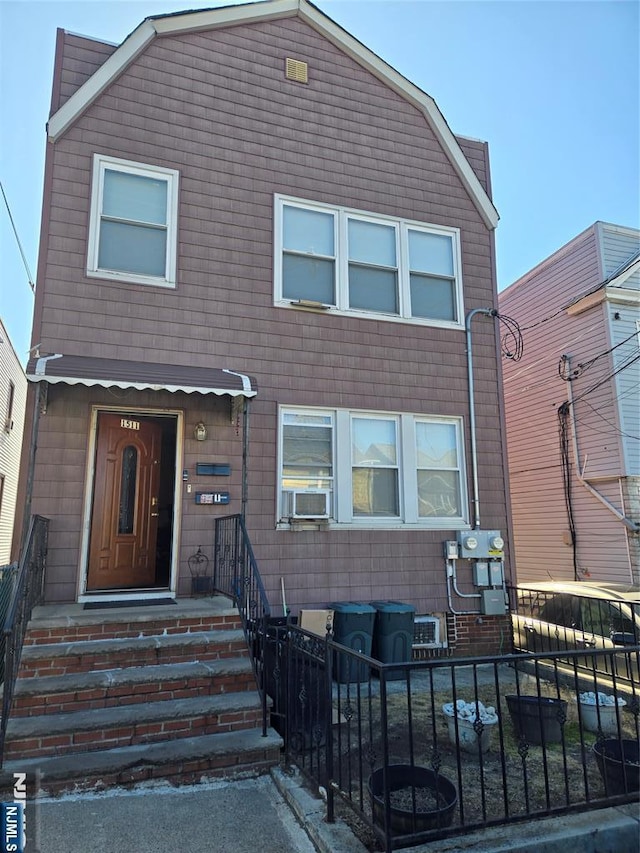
<box><xmin>17</xmin><ymin>0</ymin><xmax>512</xmax><ymax>653</ymax></box>
<box><xmin>500</xmin><ymin>222</ymin><xmax>640</xmax><ymax>586</ymax></box>
<box><xmin>0</xmin><ymin>319</ymin><xmax>26</xmax><ymax>565</ymax></box>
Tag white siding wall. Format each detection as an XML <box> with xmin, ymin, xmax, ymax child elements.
<box><xmin>599</xmin><ymin>223</ymin><xmax>640</xmax><ymax>287</ymax></box>
<box><xmin>0</xmin><ymin>320</ymin><xmax>27</xmax><ymax>564</ymax></box>
<box><xmin>607</xmin><ymin>303</ymin><xmax>640</xmax><ymax>477</ymax></box>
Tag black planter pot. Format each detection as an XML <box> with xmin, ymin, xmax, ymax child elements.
<box><xmin>190</xmin><ymin>576</ymin><xmax>213</xmax><ymax>595</ymax></box>
<box><xmin>593</xmin><ymin>739</ymin><xmax>640</xmax><ymax>796</ymax></box>
<box><xmin>368</xmin><ymin>764</ymin><xmax>457</xmax><ymax>836</ymax></box>
<box><xmin>506</xmin><ymin>695</ymin><xmax>567</xmax><ymax>745</ymax></box>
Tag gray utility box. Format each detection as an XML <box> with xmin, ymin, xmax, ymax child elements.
<box><xmin>481</xmin><ymin>588</ymin><xmax>507</xmax><ymax>615</ymax></box>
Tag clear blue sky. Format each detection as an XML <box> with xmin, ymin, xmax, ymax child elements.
<box><xmin>1</xmin><ymin>0</ymin><xmax>638</xmax><ymax>364</ymax></box>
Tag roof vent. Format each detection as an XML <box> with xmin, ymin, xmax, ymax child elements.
<box><xmin>285</xmin><ymin>57</ymin><xmax>308</xmax><ymax>84</ymax></box>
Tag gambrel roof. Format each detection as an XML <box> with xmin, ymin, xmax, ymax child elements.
<box><xmin>46</xmin><ymin>0</ymin><xmax>499</xmax><ymax>229</ymax></box>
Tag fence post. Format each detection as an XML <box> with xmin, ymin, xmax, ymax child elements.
<box><xmin>324</xmin><ymin>626</ymin><xmax>335</xmax><ymax>823</ymax></box>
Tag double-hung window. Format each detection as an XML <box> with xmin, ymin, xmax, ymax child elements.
<box><xmin>279</xmin><ymin>406</ymin><xmax>468</xmax><ymax>527</ymax></box>
<box><xmin>88</xmin><ymin>154</ymin><xmax>179</xmax><ymax>287</ymax></box>
<box><xmin>275</xmin><ymin>196</ymin><xmax>463</xmax><ymax>326</ymax></box>
<box><xmin>280</xmin><ymin>411</ymin><xmax>334</xmax><ymax>519</ymax></box>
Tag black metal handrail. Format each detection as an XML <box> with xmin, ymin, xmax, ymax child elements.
<box><xmin>1</xmin><ymin>515</ymin><xmax>49</xmax><ymax>766</ymax></box>
<box><xmin>213</xmin><ymin>514</ymin><xmax>271</xmax><ymax>735</ymax></box>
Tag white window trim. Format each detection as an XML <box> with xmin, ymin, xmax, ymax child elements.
<box><xmin>277</xmin><ymin>405</ymin><xmax>470</xmax><ymax>530</ymax></box>
<box><xmin>87</xmin><ymin>154</ymin><xmax>179</xmax><ymax>288</ymax></box>
<box><xmin>274</xmin><ymin>194</ymin><xmax>464</xmax><ymax>329</ymax></box>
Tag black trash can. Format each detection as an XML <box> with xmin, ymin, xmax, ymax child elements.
<box><xmin>370</xmin><ymin>600</ymin><xmax>415</xmax><ymax>680</ymax></box>
<box><xmin>328</xmin><ymin>602</ymin><xmax>376</xmax><ymax>683</ymax></box>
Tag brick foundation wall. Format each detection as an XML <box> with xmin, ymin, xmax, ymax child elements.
<box><xmin>445</xmin><ymin>613</ymin><xmax>513</xmax><ymax>657</ymax></box>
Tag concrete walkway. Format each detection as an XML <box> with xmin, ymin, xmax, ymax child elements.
<box><xmin>28</xmin><ymin>766</ymin><xmax>639</xmax><ymax>853</ymax></box>
<box><xmin>33</xmin><ymin>773</ymin><xmax>323</xmax><ymax>853</ymax></box>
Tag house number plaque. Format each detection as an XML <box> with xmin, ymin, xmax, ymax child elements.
<box><xmin>195</xmin><ymin>491</ymin><xmax>230</xmax><ymax>506</ymax></box>
<box><xmin>120</xmin><ymin>419</ymin><xmax>140</xmax><ymax>430</ymax></box>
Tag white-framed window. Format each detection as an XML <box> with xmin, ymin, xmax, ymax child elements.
<box><xmin>278</xmin><ymin>406</ymin><xmax>468</xmax><ymax>527</ymax></box>
<box><xmin>274</xmin><ymin>195</ymin><xmax>463</xmax><ymax>327</ymax></box>
<box><xmin>87</xmin><ymin>154</ymin><xmax>179</xmax><ymax>287</ymax></box>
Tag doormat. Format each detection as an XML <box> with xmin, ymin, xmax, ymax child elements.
<box><xmin>83</xmin><ymin>598</ymin><xmax>177</xmax><ymax>610</ymax></box>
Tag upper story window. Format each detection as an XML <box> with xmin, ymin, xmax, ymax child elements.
<box><xmin>278</xmin><ymin>406</ymin><xmax>468</xmax><ymax>528</ymax></box>
<box><xmin>87</xmin><ymin>155</ymin><xmax>179</xmax><ymax>288</ymax></box>
<box><xmin>275</xmin><ymin>196</ymin><xmax>463</xmax><ymax>327</ymax></box>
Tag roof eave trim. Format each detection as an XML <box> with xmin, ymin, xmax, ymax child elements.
<box><xmin>151</xmin><ymin>0</ymin><xmax>299</xmax><ymax>36</ymax></box>
<box><xmin>298</xmin><ymin>2</ymin><xmax>499</xmax><ymax>230</ymax></box>
<box><xmin>25</xmin><ymin>373</ymin><xmax>257</xmax><ymax>398</ymax></box>
<box><xmin>45</xmin><ymin>0</ymin><xmax>499</xmax><ymax>228</ymax></box>
<box><xmin>48</xmin><ymin>19</ymin><xmax>156</xmax><ymax>141</ymax></box>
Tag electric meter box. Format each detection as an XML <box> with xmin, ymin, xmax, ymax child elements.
<box><xmin>457</xmin><ymin>530</ymin><xmax>505</xmax><ymax>560</ymax></box>
<box><xmin>473</xmin><ymin>562</ymin><xmax>490</xmax><ymax>587</ymax></box>
<box><xmin>481</xmin><ymin>588</ymin><xmax>507</xmax><ymax>616</ymax></box>
<box><xmin>489</xmin><ymin>560</ymin><xmax>504</xmax><ymax>586</ymax></box>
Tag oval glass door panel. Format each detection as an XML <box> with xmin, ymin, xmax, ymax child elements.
<box><xmin>118</xmin><ymin>445</ymin><xmax>138</xmax><ymax>534</ymax></box>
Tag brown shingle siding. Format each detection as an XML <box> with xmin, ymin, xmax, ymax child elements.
<box><xmin>30</xmin><ymin>10</ymin><xmax>507</xmax><ymax>613</ymax></box>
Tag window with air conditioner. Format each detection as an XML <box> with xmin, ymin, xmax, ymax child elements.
<box><xmin>413</xmin><ymin>616</ymin><xmax>442</xmax><ymax>647</ymax></box>
<box><xmin>280</xmin><ymin>411</ymin><xmax>334</xmax><ymax>519</ymax></box>
<box><xmin>278</xmin><ymin>407</ymin><xmax>468</xmax><ymax>528</ymax></box>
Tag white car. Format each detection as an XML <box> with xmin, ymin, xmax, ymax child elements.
<box><xmin>511</xmin><ymin>581</ymin><xmax>640</xmax><ymax>688</ymax></box>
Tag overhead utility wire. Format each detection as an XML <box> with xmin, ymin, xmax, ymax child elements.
<box><xmin>576</xmin><ymin>399</ymin><xmax>640</xmax><ymax>441</ymax></box>
<box><xmin>494</xmin><ymin>312</ymin><xmax>524</xmax><ymax>361</ymax></box>
<box><xmin>572</xmin><ymin>352</ymin><xmax>640</xmax><ymax>405</ymax></box>
<box><xmin>0</xmin><ymin>179</ymin><xmax>35</xmax><ymax>292</ymax></box>
<box><xmin>515</xmin><ymin>249</ymin><xmax>640</xmax><ymax>334</ymax></box>
<box><xmin>557</xmin><ymin>330</ymin><xmax>640</xmax><ymax>381</ymax></box>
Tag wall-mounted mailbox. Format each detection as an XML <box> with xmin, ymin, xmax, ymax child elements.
<box><xmin>196</xmin><ymin>463</ymin><xmax>231</xmax><ymax>476</ymax></box>
<box><xmin>195</xmin><ymin>491</ymin><xmax>230</xmax><ymax>505</ymax></box>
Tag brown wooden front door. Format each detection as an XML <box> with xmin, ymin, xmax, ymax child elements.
<box><xmin>87</xmin><ymin>413</ymin><xmax>161</xmax><ymax>591</ymax></box>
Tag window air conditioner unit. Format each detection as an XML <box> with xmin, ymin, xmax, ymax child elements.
<box><xmin>413</xmin><ymin>616</ymin><xmax>441</xmax><ymax>648</ymax></box>
<box><xmin>292</xmin><ymin>490</ymin><xmax>330</xmax><ymax>519</ymax></box>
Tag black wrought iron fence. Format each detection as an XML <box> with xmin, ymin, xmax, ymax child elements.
<box><xmin>213</xmin><ymin>514</ymin><xmax>271</xmax><ymax>736</ymax></box>
<box><xmin>0</xmin><ymin>563</ymin><xmax>18</xmax><ymax>684</ymax></box>
<box><xmin>272</xmin><ymin>626</ymin><xmax>640</xmax><ymax>852</ymax></box>
<box><xmin>1</xmin><ymin>516</ymin><xmax>49</xmax><ymax>766</ymax></box>
<box><xmin>509</xmin><ymin>585</ymin><xmax>640</xmax><ymax>688</ymax></box>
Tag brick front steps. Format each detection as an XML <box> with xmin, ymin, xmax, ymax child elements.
<box><xmin>1</xmin><ymin>598</ymin><xmax>282</xmax><ymax>795</ymax></box>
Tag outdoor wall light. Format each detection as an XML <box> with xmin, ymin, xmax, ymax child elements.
<box><xmin>194</xmin><ymin>422</ymin><xmax>207</xmax><ymax>441</ymax></box>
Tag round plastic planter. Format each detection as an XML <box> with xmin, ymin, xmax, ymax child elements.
<box><xmin>579</xmin><ymin>693</ymin><xmax>626</xmax><ymax>736</ymax></box>
<box><xmin>593</xmin><ymin>739</ymin><xmax>640</xmax><ymax>796</ymax></box>
<box><xmin>368</xmin><ymin>764</ymin><xmax>457</xmax><ymax>835</ymax></box>
<box><xmin>442</xmin><ymin>701</ymin><xmax>499</xmax><ymax>753</ymax></box>
<box><xmin>506</xmin><ymin>695</ymin><xmax>567</xmax><ymax>745</ymax></box>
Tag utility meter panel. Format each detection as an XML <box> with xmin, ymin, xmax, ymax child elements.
<box><xmin>457</xmin><ymin>530</ymin><xmax>504</xmax><ymax>560</ymax></box>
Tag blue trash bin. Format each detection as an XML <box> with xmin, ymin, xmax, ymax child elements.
<box><xmin>370</xmin><ymin>601</ymin><xmax>415</xmax><ymax>680</ymax></box>
<box><xmin>329</xmin><ymin>602</ymin><xmax>376</xmax><ymax>683</ymax></box>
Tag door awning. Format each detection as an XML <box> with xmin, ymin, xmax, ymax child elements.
<box><xmin>25</xmin><ymin>354</ymin><xmax>257</xmax><ymax>397</ymax></box>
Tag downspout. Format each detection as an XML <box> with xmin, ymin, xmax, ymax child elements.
<box><xmin>20</xmin><ymin>382</ymin><xmax>43</xmax><ymax>550</ymax></box>
<box><xmin>563</xmin><ymin>354</ymin><xmax>640</xmax><ymax>533</ymax></box>
<box><xmin>465</xmin><ymin>307</ymin><xmax>497</xmax><ymax>530</ymax></box>
<box><xmin>241</xmin><ymin>397</ymin><xmax>249</xmax><ymax>521</ymax></box>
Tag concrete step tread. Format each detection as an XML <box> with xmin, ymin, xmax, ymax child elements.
<box><xmin>20</xmin><ymin>628</ymin><xmax>246</xmax><ymax>660</ymax></box>
<box><xmin>15</xmin><ymin>657</ymin><xmax>254</xmax><ymax>696</ymax></box>
<box><xmin>1</xmin><ymin>728</ymin><xmax>283</xmax><ymax>782</ymax></box>
<box><xmin>7</xmin><ymin>691</ymin><xmax>264</xmax><ymax>739</ymax></box>
<box><xmin>28</xmin><ymin>597</ymin><xmax>238</xmax><ymax>630</ymax></box>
